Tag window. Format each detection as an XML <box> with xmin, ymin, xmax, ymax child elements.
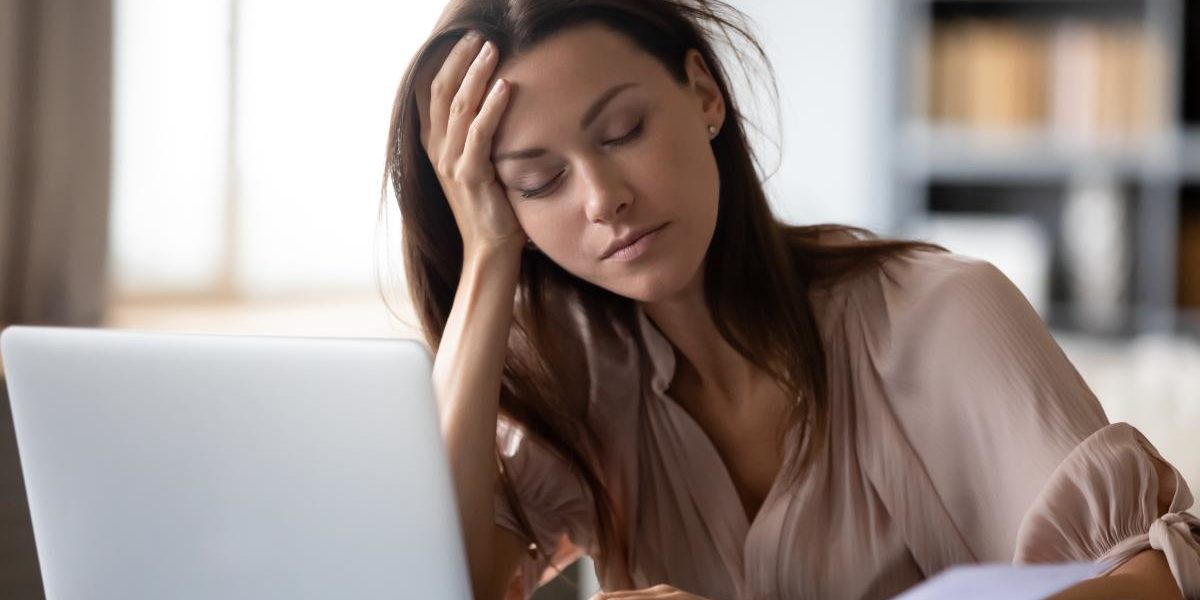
<box><xmin>109</xmin><ymin>0</ymin><xmax>440</xmax><ymax>335</ymax></box>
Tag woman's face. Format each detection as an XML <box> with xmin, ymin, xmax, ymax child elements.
<box><xmin>490</xmin><ymin>24</ymin><xmax>726</xmax><ymax>303</ymax></box>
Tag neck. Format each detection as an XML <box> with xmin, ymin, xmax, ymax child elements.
<box><xmin>641</xmin><ymin>270</ymin><xmax>764</xmax><ymax>409</ymax></box>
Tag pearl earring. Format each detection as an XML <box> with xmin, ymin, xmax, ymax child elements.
<box><xmin>707</xmin><ymin>124</ymin><xmax>717</xmax><ymax>138</ymax></box>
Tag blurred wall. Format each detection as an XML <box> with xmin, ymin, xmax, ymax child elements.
<box><xmin>737</xmin><ymin>0</ymin><xmax>887</xmax><ymax>231</ymax></box>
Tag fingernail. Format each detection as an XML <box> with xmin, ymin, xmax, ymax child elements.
<box><xmin>464</xmin><ymin>30</ymin><xmax>480</xmax><ymax>42</ymax></box>
<box><xmin>480</xmin><ymin>41</ymin><xmax>494</xmax><ymax>57</ymax></box>
<box><xmin>492</xmin><ymin>79</ymin><xmax>507</xmax><ymax>94</ymax></box>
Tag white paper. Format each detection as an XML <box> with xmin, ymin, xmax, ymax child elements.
<box><xmin>894</xmin><ymin>561</ymin><xmax>1114</xmax><ymax>600</ymax></box>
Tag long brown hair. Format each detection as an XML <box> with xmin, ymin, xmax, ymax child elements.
<box><xmin>382</xmin><ymin>0</ymin><xmax>946</xmax><ymax>580</ymax></box>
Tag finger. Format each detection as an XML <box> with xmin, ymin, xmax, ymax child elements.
<box><xmin>427</xmin><ymin>31</ymin><xmax>485</xmax><ymax>156</ymax></box>
<box><xmin>443</xmin><ymin>39</ymin><xmax>500</xmax><ymax>162</ymax></box>
<box><xmin>462</xmin><ymin>78</ymin><xmax>510</xmax><ymax>175</ymax></box>
<box><xmin>413</xmin><ymin>40</ymin><xmax>456</xmax><ymax>151</ymax></box>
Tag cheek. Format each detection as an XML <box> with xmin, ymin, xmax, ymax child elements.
<box><xmin>510</xmin><ymin>200</ymin><xmax>584</xmax><ymax>258</ymax></box>
<box><xmin>639</xmin><ymin>118</ymin><xmax>720</xmax><ymax>229</ymax></box>
<box><xmin>639</xmin><ymin>111</ymin><xmax>715</xmax><ymax>193</ymax></box>
<box><xmin>641</xmin><ymin>118</ymin><xmax>721</xmax><ymax>274</ymax></box>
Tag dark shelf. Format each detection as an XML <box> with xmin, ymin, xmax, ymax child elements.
<box><xmin>1179</xmin><ymin>184</ymin><xmax>1200</xmax><ymax>309</ymax></box>
<box><xmin>1183</xmin><ymin>0</ymin><xmax>1200</xmax><ymax>124</ymax></box>
<box><xmin>929</xmin><ymin>0</ymin><xmax>1146</xmax><ymax>22</ymax></box>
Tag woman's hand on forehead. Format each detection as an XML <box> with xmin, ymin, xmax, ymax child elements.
<box><xmin>418</xmin><ymin>30</ymin><xmax>527</xmax><ymax>259</ymax></box>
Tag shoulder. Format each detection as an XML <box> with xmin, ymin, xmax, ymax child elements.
<box><xmin>834</xmin><ymin>246</ymin><xmax>1103</xmax><ymax>431</ymax></box>
<box><xmin>811</xmin><ymin>247</ymin><xmax>1018</xmax><ymax>343</ymax></box>
<box><xmin>844</xmin><ymin>247</ymin><xmax>1106</xmax><ymax>453</ymax></box>
<box><xmin>870</xmin><ymin>247</ymin><xmax>1009</xmax><ymax>307</ymax></box>
<box><xmin>868</xmin><ymin>248</ymin><xmax>1068</xmax><ymax>381</ymax></box>
<box><xmin>872</xmin><ymin>248</ymin><xmax>1019</xmax><ymax>334</ymax></box>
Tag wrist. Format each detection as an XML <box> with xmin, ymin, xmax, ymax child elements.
<box><xmin>463</xmin><ymin>237</ymin><xmax>525</xmax><ymax>267</ymax></box>
<box><xmin>460</xmin><ymin>242</ymin><xmax>523</xmax><ymax>291</ymax></box>
<box><xmin>464</xmin><ymin>244</ymin><xmax>521</xmax><ymax>269</ymax></box>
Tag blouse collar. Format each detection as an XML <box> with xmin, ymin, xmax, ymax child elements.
<box><xmin>634</xmin><ymin>305</ymin><xmax>677</xmax><ymax>397</ymax></box>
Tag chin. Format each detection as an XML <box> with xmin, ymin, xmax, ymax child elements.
<box><xmin>608</xmin><ymin>280</ymin><xmax>679</xmax><ymax>303</ymax></box>
<box><xmin>596</xmin><ymin>259</ymin><xmax>703</xmax><ymax>304</ymax></box>
<box><xmin>553</xmin><ymin>238</ymin><xmax>709</xmax><ymax>303</ymax></box>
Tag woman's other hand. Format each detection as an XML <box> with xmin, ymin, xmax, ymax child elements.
<box><xmin>418</xmin><ymin>30</ymin><xmax>524</xmax><ymax>260</ymax></box>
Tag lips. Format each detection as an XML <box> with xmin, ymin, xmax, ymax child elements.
<box><xmin>601</xmin><ymin>223</ymin><xmax>667</xmax><ymax>261</ymax></box>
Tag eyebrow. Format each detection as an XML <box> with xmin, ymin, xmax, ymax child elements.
<box><xmin>493</xmin><ymin>82</ymin><xmax>639</xmax><ymax>163</ymax></box>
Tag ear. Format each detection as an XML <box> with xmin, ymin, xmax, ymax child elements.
<box><xmin>682</xmin><ymin>49</ymin><xmax>725</xmax><ymax>131</ymax></box>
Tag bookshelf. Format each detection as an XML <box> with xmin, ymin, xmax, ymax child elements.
<box><xmin>885</xmin><ymin>0</ymin><xmax>1200</xmax><ymax>337</ymax></box>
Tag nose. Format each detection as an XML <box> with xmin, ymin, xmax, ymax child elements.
<box><xmin>580</xmin><ymin>161</ymin><xmax>632</xmax><ymax>224</ymax></box>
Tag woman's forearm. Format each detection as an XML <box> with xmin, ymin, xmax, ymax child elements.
<box><xmin>431</xmin><ymin>247</ymin><xmax>522</xmax><ymax>598</ymax></box>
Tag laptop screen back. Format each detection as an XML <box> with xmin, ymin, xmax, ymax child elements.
<box><xmin>0</xmin><ymin>326</ymin><xmax>470</xmax><ymax>600</ymax></box>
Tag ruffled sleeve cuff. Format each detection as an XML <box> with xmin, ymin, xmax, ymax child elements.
<box><xmin>1015</xmin><ymin>423</ymin><xmax>1200</xmax><ymax>597</ymax></box>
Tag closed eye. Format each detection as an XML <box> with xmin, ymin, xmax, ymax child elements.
<box><xmin>518</xmin><ymin>171</ymin><xmax>564</xmax><ymax>199</ymax></box>
<box><xmin>605</xmin><ymin>120</ymin><xmax>644</xmax><ymax>146</ymax></box>
<box><xmin>517</xmin><ymin>120</ymin><xmax>644</xmax><ymax>199</ymax></box>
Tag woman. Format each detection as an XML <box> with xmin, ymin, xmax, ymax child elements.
<box><xmin>382</xmin><ymin>1</ymin><xmax>1200</xmax><ymax>598</ymax></box>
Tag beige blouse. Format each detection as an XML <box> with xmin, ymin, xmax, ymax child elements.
<box><xmin>493</xmin><ymin>248</ymin><xmax>1200</xmax><ymax>599</ymax></box>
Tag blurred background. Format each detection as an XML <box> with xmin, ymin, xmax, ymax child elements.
<box><xmin>0</xmin><ymin>0</ymin><xmax>1198</xmax><ymax>598</ymax></box>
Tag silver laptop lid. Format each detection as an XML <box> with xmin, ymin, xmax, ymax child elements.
<box><xmin>0</xmin><ymin>326</ymin><xmax>470</xmax><ymax>600</ymax></box>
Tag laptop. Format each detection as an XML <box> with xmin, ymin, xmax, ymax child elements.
<box><xmin>0</xmin><ymin>325</ymin><xmax>471</xmax><ymax>599</ymax></box>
